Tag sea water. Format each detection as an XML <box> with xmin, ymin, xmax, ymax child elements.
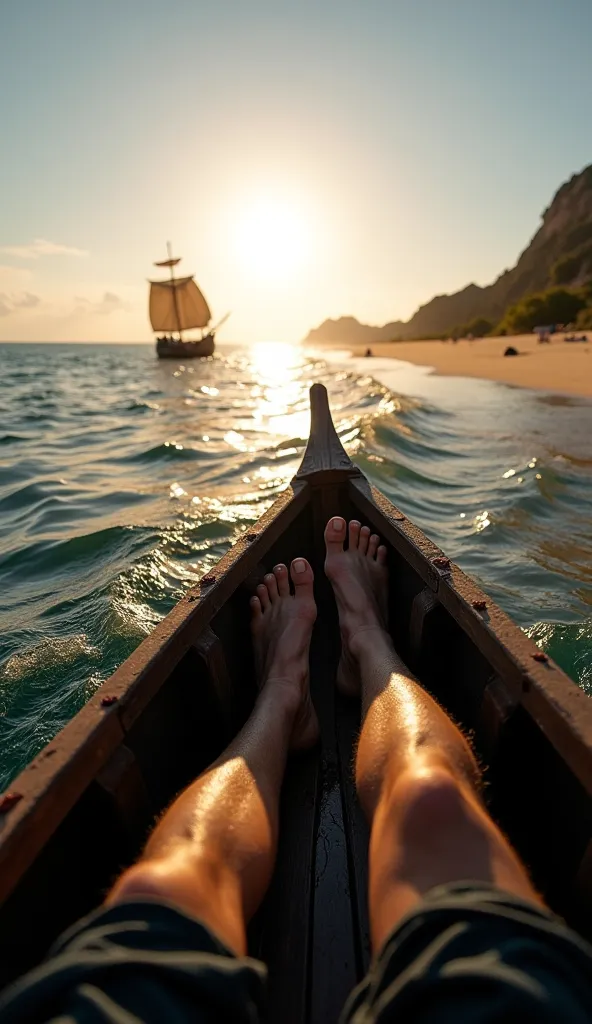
<box><xmin>0</xmin><ymin>341</ymin><xmax>590</xmax><ymax>787</ymax></box>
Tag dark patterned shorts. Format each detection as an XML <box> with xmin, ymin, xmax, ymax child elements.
<box><xmin>2</xmin><ymin>883</ymin><xmax>592</xmax><ymax>1022</ymax></box>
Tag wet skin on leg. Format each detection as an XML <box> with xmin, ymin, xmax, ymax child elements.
<box><xmin>108</xmin><ymin>557</ymin><xmax>318</xmax><ymax>957</ymax></box>
<box><xmin>324</xmin><ymin>516</ymin><xmax>541</xmax><ymax>952</ymax></box>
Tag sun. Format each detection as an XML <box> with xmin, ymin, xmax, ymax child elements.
<box><xmin>233</xmin><ymin>193</ymin><xmax>311</xmax><ymax>282</ymax></box>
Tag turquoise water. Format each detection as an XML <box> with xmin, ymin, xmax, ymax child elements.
<box><xmin>0</xmin><ymin>341</ymin><xmax>590</xmax><ymax>788</ymax></box>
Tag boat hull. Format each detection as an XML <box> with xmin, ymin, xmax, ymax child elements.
<box><xmin>156</xmin><ymin>334</ymin><xmax>215</xmax><ymax>359</ymax></box>
<box><xmin>0</xmin><ymin>386</ymin><xmax>592</xmax><ymax>1020</ymax></box>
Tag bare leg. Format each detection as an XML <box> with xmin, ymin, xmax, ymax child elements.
<box><xmin>325</xmin><ymin>517</ymin><xmax>541</xmax><ymax>952</ymax></box>
<box><xmin>108</xmin><ymin>558</ymin><xmax>318</xmax><ymax>957</ymax></box>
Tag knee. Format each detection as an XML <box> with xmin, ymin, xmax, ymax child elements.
<box><xmin>108</xmin><ymin>848</ymin><xmax>237</xmax><ymax>910</ymax></box>
<box><xmin>108</xmin><ymin>861</ymin><xmax>181</xmax><ymax>906</ymax></box>
<box><xmin>385</xmin><ymin>766</ymin><xmax>479</xmax><ymax>845</ymax></box>
<box><xmin>108</xmin><ymin>848</ymin><xmax>218</xmax><ymax>905</ymax></box>
<box><xmin>107</xmin><ymin>857</ymin><xmax>247</xmax><ymax>956</ymax></box>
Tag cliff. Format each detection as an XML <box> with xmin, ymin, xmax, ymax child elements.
<box><xmin>305</xmin><ymin>164</ymin><xmax>592</xmax><ymax>342</ymax></box>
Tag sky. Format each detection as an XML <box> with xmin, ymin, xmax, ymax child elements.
<box><xmin>1</xmin><ymin>0</ymin><xmax>592</xmax><ymax>344</ymax></box>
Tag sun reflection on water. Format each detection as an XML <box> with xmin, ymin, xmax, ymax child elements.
<box><xmin>245</xmin><ymin>342</ymin><xmax>311</xmax><ymax>440</ymax></box>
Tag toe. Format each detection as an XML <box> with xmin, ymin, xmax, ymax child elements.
<box><xmin>368</xmin><ymin>533</ymin><xmax>380</xmax><ymax>558</ymax></box>
<box><xmin>250</xmin><ymin>595</ymin><xmax>262</xmax><ymax>622</ymax></box>
<box><xmin>348</xmin><ymin>520</ymin><xmax>361</xmax><ymax>550</ymax></box>
<box><xmin>274</xmin><ymin>563</ymin><xmax>290</xmax><ymax>596</ymax></box>
<box><xmin>290</xmin><ymin>557</ymin><xmax>314</xmax><ymax>596</ymax></box>
<box><xmin>358</xmin><ymin>525</ymin><xmax>370</xmax><ymax>554</ymax></box>
<box><xmin>325</xmin><ymin>516</ymin><xmax>346</xmax><ymax>554</ymax></box>
<box><xmin>256</xmin><ymin>582</ymin><xmax>270</xmax><ymax>610</ymax></box>
<box><xmin>264</xmin><ymin>572</ymin><xmax>279</xmax><ymax>601</ymax></box>
<box><xmin>377</xmin><ymin>545</ymin><xmax>388</xmax><ymax>566</ymax></box>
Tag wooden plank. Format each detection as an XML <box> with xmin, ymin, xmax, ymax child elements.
<box><xmin>408</xmin><ymin>587</ymin><xmax>440</xmax><ymax>674</ymax></box>
<box><xmin>96</xmin><ymin>744</ymin><xmax>153</xmax><ymax>845</ymax></box>
<box><xmin>253</xmin><ymin>500</ymin><xmax>320</xmax><ymax>1021</ymax></box>
<box><xmin>478</xmin><ymin>674</ymin><xmax>521</xmax><ymax>759</ymax></box>
<box><xmin>0</xmin><ymin>782</ymin><xmax>123</xmax><ymax>990</ymax></box>
<box><xmin>574</xmin><ymin>838</ymin><xmax>592</xmax><ymax>909</ymax></box>
<box><xmin>257</xmin><ymin>748</ymin><xmax>319</xmax><ymax>1024</ymax></box>
<box><xmin>487</xmin><ymin>706</ymin><xmax>592</xmax><ymax>917</ymax></box>
<box><xmin>0</xmin><ymin>706</ymin><xmax>124</xmax><ymax>904</ymax></box>
<box><xmin>193</xmin><ymin>626</ymin><xmax>236</xmax><ymax>729</ymax></box>
<box><xmin>334</xmin><ymin>695</ymin><xmax>371</xmax><ymax>976</ymax></box>
<box><xmin>311</xmin><ymin>765</ymin><xmax>357</xmax><ymax>1023</ymax></box>
<box><xmin>309</xmin><ymin>605</ymin><xmax>358</xmax><ymax>1023</ymax></box>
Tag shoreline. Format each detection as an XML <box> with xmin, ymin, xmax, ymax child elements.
<box><xmin>312</xmin><ymin>334</ymin><xmax>592</xmax><ymax>398</ymax></box>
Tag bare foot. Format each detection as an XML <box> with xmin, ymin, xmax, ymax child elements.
<box><xmin>250</xmin><ymin>558</ymin><xmax>319</xmax><ymax>750</ymax></box>
<box><xmin>324</xmin><ymin>517</ymin><xmax>389</xmax><ymax>696</ymax></box>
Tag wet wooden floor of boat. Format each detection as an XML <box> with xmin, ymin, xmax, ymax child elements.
<box><xmin>254</xmin><ymin>605</ymin><xmax>371</xmax><ymax>1023</ymax></box>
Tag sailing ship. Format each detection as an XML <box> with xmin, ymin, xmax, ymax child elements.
<box><xmin>149</xmin><ymin>245</ymin><xmax>225</xmax><ymax>359</ymax></box>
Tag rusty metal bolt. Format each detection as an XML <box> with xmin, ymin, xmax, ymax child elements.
<box><xmin>0</xmin><ymin>792</ymin><xmax>23</xmax><ymax>814</ymax></box>
<box><xmin>532</xmin><ymin>651</ymin><xmax>549</xmax><ymax>663</ymax></box>
<box><xmin>201</xmin><ymin>575</ymin><xmax>216</xmax><ymax>585</ymax></box>
<box><xmin>433</xmin><ymin>557</ymin><xmax>451</xmax><ymax>570</ymax></box>
<box><xmin>100</xmin><ymin>695</ymin><xmax>118</xmax><ymax>707</ymax></box>
<box><xmin>246</xmin><ymin>533</ymin><xmax>258</xmax><ymax>542</ymax></box>
<box><xmin>472</xmin><ymin>600</ymin><xmax>487</xmax><ymax>611</ymax></box>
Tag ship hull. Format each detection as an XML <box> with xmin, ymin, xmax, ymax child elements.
<box><xmin>156</xmin><ymin>334</ymin><xmax>215</xmax><ymax>359</ymax></box>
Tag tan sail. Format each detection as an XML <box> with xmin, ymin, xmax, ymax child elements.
<box><xmin>149</xmin><ymin>276</ymin><xmax>211</xmax><ymax>333</ymax></box>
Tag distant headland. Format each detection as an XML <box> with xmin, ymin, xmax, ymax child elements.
<box><xmin>305</xmin><ymin>164</ymin><xmax>592</xmax><ymax>344</ymax></box>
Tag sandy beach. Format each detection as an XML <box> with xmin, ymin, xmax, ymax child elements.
<box><xmin>317</xmin><ymin>334</ymin><xmax>592</xmax><ymax>398</ymax></box>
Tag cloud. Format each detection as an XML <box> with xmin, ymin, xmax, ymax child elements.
<box><xmin>0</xmin><ymin>291</ymin><xmax>42</xmax><ymax>316</ymax></box>
<box><xmin>0</xmin><ymin>238</ymin><xmax>88</xmax><ymax>260</ymax></box>
<box><xmin>98</xmin><ymin>291</ymin><xmax>126</xmax><ymax>314</ymax></box>
<box><xmin>14</xmin><ymin>292</ymin><xmax>41</xmax><ymax>309</ymax></box>
<box><xmin>74</xmin><ymin>292</ymin><xmax>129</xmax><ymax>316</ymax></box>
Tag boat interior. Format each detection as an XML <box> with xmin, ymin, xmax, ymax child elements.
<box><xmin>0</xmin><ymin>385</ymin><xmax>591</xmax><ymax>1023</ymax></box>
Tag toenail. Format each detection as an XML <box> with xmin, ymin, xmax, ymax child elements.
<box><xmin>274</xmin><ymin>564</ymin><xmax>284</xmax><ymax>572</ymax></box>
<box><xmin>332</xmin><ymin>518</ymin><xmax>344</xmax><ymax>531</ymax></box>
<box><xmin>293</xmin><ymin>558</ymin><xmax>307</xmax><ymax>573</ymax></box>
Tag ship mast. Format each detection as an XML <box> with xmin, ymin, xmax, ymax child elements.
<box><xmin>166</xmin><ymin>242</ymin><xmax>183</xmax><ymax>340</ymax></box>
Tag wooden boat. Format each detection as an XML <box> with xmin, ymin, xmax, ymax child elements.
<box><xmin>1</xmin><ymin>384</ymin><xmax>592</xmax><ymax>1022</ymax></box>
<box><xmin>155</xmin><ymin>333</ymin><xmax>215</xmax><ymax>359</ymax></box>
<box><xmin>149</xmin><ymin>245</ymin><xmax>228</xmax><ymax>359</ymax></box>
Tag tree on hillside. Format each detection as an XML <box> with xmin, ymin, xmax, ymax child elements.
<box><xmin>501</xmin><ymin>288</ymin><xmax>587</xmax><ymax>334</ymax></box>
<box><xmin>463</xmin><ymin>317</ymin><xmax>493</xmax><ymax>337</ymax></box>
<box><xmin>448</xmin><ymin>317</ymin><xmax>493</xmax><ymax>339</ymax></box>
<box><xmin>552</xmin><ymin>253</ymin><xmax>584</xmax><ymax>285</ymax></box>
<box><xmin>575</xmin><ymin>306</ymin><xmax>592</xmax><ymax>329</ymax></box>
